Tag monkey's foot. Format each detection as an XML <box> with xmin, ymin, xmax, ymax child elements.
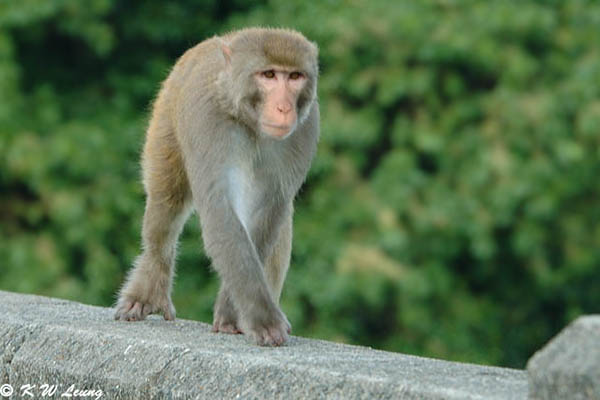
<box><xmin>212</xmin><ymin>288</ymin><xmax>242</xmax><ymax>334</ymax></box>
<box><xmin>212</xmin><ymin>319</ymin><xmax>242</xmax><ymax>334</ymax></box>
<box><xmin>243</xmin><ymin>311</ymin><xmax>292</xmax><ymax>347</ymax></box>
<box><xmin>212</xmin><ymin>303</ymin><xmax>242</xmax><ymax>334</ymax></box>
<box><xmin>114</xmin><ymin>297</ymin><xmax>176</xmax><ymax>322</ymax></box>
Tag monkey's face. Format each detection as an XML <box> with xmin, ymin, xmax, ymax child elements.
<box><xmin>218</xmin><ymin>29</ymin><xmax>319</xmax><ymax>139</ymax></box>
<box><xmin>254</xmin><ymin>68</ymin><xmax>307</xmax><ymax>140</ymax></box>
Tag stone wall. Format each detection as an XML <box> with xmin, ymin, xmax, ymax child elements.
<box><xmin>0</xmin><ymin>291</ymin><xmax>597</xmax><ymax>399</ymax></box>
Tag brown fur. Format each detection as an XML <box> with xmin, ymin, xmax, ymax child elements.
<box><xmin>114</xmin><ymin>28</ymin><xmax>319</xmax><ymax>346</ymax></box>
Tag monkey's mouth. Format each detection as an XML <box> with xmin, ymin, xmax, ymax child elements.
<box><xmin>262</xmin><ymin>123</ymin><xmax>292</xmax><ymax>138</ymax></box>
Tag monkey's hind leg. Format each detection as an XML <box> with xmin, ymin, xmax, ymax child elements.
<box><xmin>212</xmin><ymin>286</ymin><xmax>242</xmax><ymax>334</ymax></box>
<box><xmin>115</xmin><ymin>195</ymin><xmax>191</xmax><ymax>321</ymax></box>
<box><xmin>115</xmin><ymin>110</ymin><xmax>193</xmax><ymax>321</ymax></box>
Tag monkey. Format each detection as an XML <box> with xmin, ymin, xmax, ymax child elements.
<box><xmin>114</xmin><ymin>28</ymin><xmax>319</xmax><ymax>347</ymax></box>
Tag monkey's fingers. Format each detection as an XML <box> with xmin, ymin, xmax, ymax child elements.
<box><xmin>114</xmin><ymin>295</ymin><xmax>176</xmax><ymax>322</ymax></box>
<box><xmin>262</xmin><ymin>326</ymin><xmax>288</xmax><ymax>347</ymax></box>
<box><xmin>212</xmin><ymin>311</ymin><xmax>242</xmax><ymax>334</ymax></box>
<box><xmin>115</xmin><ymin>301</ymin><xmax>148</xmax><ymax>321</ymax></box>
<box><xmin>115</xmin><ymin>300</ymin><xmax>175</xmax><ymax>322</ymax></box>
<box><xmin>248</xmin><ymin>318</ymin><xmax>290</xmax><ymax>347</ymax></box>
<box><xmin>212</xmin><ymin>321</ymin><xmax>243</xmax><ymax>334</ymax></box>
<box><xmin>162</xmin><ymin>305</ymin><xmax>176</xmax><ymax>321</ymax></box>
<box><xmin>114</xmin><ymin>300</ymin><xmax>134</xmax><ymax>320</ymax></box>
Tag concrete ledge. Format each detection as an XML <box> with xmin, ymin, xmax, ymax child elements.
<box><xmin>527</xmin><ymin>315</ymin><xmax>600</xmax><ymax>400</ymax></box>
<box><xmin>0</xmin><ymin>290</ymin><xmax>528</xmax><ymax>399</ymax></box>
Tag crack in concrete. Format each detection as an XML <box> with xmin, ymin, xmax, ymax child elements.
<box><xmin>151</xmin><ymin>347</ymin><xmax>192</xmax><ymax>383</ymax></box>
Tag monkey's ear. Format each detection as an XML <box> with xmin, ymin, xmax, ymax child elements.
<box><xmin>221</xmin><ymin>43</ymin><xmax>232</xmax><ymax>65</ymax></box>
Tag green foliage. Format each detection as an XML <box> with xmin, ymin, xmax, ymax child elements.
<box><xmin>1</xmin><ymin>0</ymin><xmax>598</xmax><ymax>368</ymax></box>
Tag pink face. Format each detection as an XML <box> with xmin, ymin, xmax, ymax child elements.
<box><xmin>255</xmin><ymin>68</ymin><xmax>307</xmax><ymax>140</ymax></box>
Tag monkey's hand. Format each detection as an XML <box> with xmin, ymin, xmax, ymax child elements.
<box><xmin>240</xmin><ymin>304</ymin><xmax>292</xmax><ymax>347</ymax></box>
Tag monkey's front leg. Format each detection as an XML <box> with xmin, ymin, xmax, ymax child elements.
<box><xmin>213</xmin><ymin>202</ymin><xmax>292</xmax><ymax>335</ymax></box>
<box><xmin>199</xmin><ymin>197</ymin><xmax>291</xmax><ymax>346</ymax></box>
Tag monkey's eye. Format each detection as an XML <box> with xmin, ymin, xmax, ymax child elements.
<box><xmin>262</xmin><ymin>70</ymin><xmax>276</xmax><ymax>79</ymax></box>
<box><xmin>289</xmin><ymin>72</ymin><xmax>303</xmax><ymax>80</ymax></box>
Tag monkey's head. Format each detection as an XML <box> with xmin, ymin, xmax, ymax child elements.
<box><xmin>217</xmin><ymin>28</ymin><xmax>319</xmax><ymax>141</ymax></box>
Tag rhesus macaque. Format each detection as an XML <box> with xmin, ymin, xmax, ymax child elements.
<box><xmin>114</xmin><ymin>28</ymin><xmax>319</xmax><ymax>346</ymax></box>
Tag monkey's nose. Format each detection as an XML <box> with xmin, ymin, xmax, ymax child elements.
<box><xmin>277</xmin><ymin>102</ymin><xmax>292</xmax><ymax>114</ymax></box>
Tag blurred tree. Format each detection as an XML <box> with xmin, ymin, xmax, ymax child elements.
<box><xmin>1</xmin><ymin>0</ymin><xmax>598</xmax><ymax>368</ymax></box>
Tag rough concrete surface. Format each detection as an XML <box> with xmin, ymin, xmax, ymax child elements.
<box><xmin>527</xmin><ymin>315</ymin><xmax>600</xmax><ymax>400</ymax></box>
<box><xmin>0</xmin><ymin>290</ymin><xmax>528</xmax><ymax>399</ymax></box>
